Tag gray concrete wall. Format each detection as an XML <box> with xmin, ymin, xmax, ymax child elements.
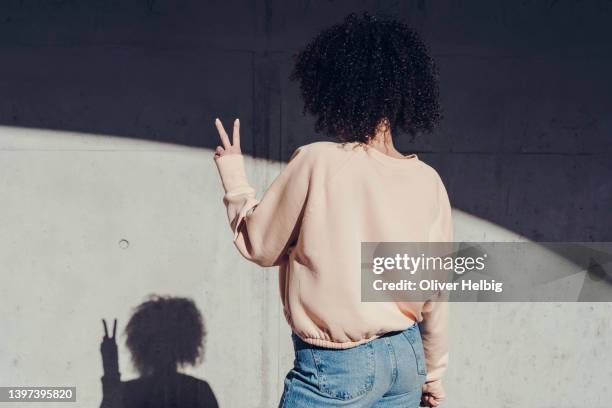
<box><xmin>1</xmin><ymin>1</ymin><xmax>611</xmax><ymax>407</ymax></box>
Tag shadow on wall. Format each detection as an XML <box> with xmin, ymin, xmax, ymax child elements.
<box><xmin>1</xmin><ymin>0</ymin><xmax>611</xmax><ymax>242</ymax></box>
<box><xmin>99</xmin><ymin>295</ymin><xmax>219</xmax><ymax>408</ymax></box>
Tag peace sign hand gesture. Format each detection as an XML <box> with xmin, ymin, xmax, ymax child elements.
<box><xmin>213</xmin><ymin>118</ymin><xmax>242</xmax><ymax>159</ymax></box>
<box><xmin>100</xmin><ymin>318</ymin><xmax>119</xmax><ymax>377</ymax></box>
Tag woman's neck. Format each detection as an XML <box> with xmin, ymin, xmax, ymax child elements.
<box><xmin>367</xmin><ymin>129</ymin><xmax>406</xmax><ymax>159</ymax></box>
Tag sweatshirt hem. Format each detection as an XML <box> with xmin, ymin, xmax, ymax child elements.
<box><xmin>300</xmin><ymin>335</ymin><xmax>382</xmax><ymax>349</ymax></box>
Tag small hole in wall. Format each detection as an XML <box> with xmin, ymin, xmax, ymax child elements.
<box><xmin>119</xmin><ymin>239</ymin><xmax>130</xmax><ymax>249</ymax></box>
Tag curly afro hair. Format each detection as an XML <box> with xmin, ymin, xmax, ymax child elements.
<box><xmin>125</xmin><ymin>295</ymin><xmax>205</xmax><ymax>375</ymax></box>
<box><xmin>290</xmin><ymin>12</ymin><xmax>441</xmax><ymax>143</ymax></box>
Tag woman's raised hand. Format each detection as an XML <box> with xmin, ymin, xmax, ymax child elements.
<box><xmin>214</xmin><ymin>118</ymin><xmax>242</xmax><ymax>159</ymax></box>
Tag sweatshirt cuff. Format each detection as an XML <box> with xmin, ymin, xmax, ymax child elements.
<box><xmin>425</xmin><ymin>351</ymin><xmax>449</xmax><ymax>383</ymax></box>
<box><xmin>214</xmin><ymin>154</ymin><xmax>252</xmax><ymax>193</ymax></box>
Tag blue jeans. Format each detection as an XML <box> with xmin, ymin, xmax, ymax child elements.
<box><xmin>279</xmin><ymin>323</ymin><xmax>427</xmax><ymax>407</ymax></box>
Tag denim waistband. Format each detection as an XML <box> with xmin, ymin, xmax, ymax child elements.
<box><xmin>291</xmin><ymin>322</ymin><xmax>418</xmax><ymax>351</ymax></box>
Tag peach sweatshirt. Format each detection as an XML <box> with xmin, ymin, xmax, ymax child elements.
<box><xmin>214</xmin><ymin>141</ymin><xmax>452</xmax><ymax>390</ymax></box>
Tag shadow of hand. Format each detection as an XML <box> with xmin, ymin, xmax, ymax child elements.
<box><xmin>101</xmin><ymin>318</ymin><xmax>119</xmax><ymax>376</ymax></box>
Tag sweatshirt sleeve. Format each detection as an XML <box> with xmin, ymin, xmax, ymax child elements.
<box><xmin>214</xmin><ymin>146</ymin><xmax>311</xmax><ymax>267</ymax></box>
<box><xmin>420</xmin><ymin>176</ymin><xmax>453</xmax><ymax>394</ymax></box>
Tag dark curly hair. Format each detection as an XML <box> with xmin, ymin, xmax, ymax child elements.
<box><xmin>290</xmin><ymin>12</ymin><xmax>441</xmax><ymax>143</ymax></box>
<box><xmin>125</xmin><ymin>295</ymin><xmax>205</xmax><ymax>375</ymax></box>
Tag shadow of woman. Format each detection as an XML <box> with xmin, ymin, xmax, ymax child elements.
<box><xmin>99</xmin><ymin>295</ymin><xmax>219</xmax><ymax>408</ymax></box>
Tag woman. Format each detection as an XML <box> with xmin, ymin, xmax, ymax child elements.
<box><xmin>213</xmin><ymin>12</ymin><xmax>451</xmax><ymax>407</ymax></box>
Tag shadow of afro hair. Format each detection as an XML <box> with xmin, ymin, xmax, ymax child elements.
<box><xmin>125</xmin><ymin>295</ymin><xmax>205</xmax><ymax>375</ymax></box>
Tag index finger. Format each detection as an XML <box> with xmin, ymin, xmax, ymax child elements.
<box><xmin>214</xmin><ymin>118</ymin><xmax>231</xmax><ymax>149</ymax></box>
<box><xmin>112</xmin><ymin>318</ymin><xmax>117</xmax><ymax>338</ymax></box>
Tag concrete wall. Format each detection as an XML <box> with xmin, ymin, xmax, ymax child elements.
<box><xmin>1</xmin><ymin>1</ymin><xmax>611</xmax><ymax>407</ymax></box>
